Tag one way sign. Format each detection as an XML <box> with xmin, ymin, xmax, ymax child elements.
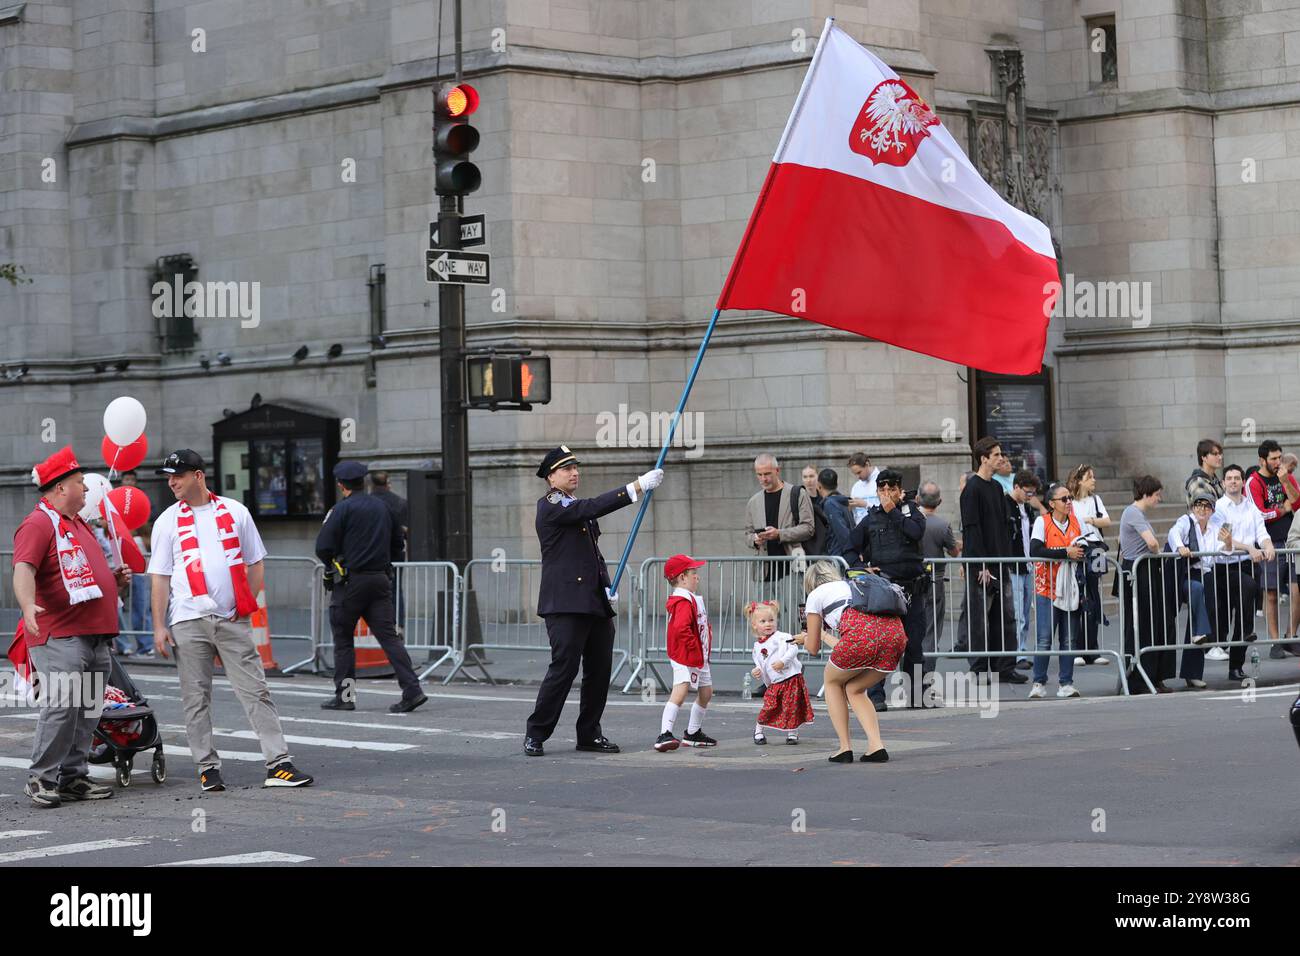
<box><xmin>429</xmin><ymin>214</ymin><xmax>486</xmax><ymax>248</ymax></box>
<box><xmin>425</xmin><ymin>249</ymin><xmax>491</xmax><ymax>284</ymax></box>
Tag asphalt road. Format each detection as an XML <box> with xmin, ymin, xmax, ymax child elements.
<box><xmin>0</xmin><ymin>662</ymin><xmax>1297</xmax><ymax>867</ymax></box>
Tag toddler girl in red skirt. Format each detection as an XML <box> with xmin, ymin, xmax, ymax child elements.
<box><xmin>747</xmin><ymin>601</ymin><xmax>815</xmax><ymax>745</ymax></box>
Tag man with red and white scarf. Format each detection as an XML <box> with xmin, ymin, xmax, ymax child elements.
<box><xmin>11</xmin><ymin>446</ymin><xmax>127</xmax><ymax>808</ymax></box>
<box><xmin>149</xmin><ymin>449</ymin><xmax>313</xmax><ymax>792</ymax></box>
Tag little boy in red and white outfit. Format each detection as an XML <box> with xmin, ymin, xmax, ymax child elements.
<box><xmin>655</xmin><ymin>554</ymin><xmax>717</xmax><ymax>751</ymax></box>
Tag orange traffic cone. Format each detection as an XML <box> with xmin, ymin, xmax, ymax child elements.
<box><xmin>249</xmin><ymin>589</ymin><xmax>281</xmax><ymax>674</ymax></box>
<box><xmin>353</xmin><ymin>616</ymin><xmax>393</xmax><ymax>676</ymax></box>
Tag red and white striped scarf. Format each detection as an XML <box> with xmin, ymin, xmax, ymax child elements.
<box><xmin>36</xmin><ymin>498</ymin><xmax>104</xmax><ymax>605</ymax></box>
<box><xmin>176</xmin><ymin>493</ymin><xmax>259</xmax><ymax>618</ymax></box>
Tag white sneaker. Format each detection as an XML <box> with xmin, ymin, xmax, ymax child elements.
<box><xmin>1205</xmin><ymin>646</ymin><xmax>1229</xmax><ymax>661</ymax></box>
<box><xmin>1028</xmin><ymin>683</ymin><xmax>1047</xmax><ymax>699</ymax></box>
<box><xmin>1057</xmin><ymin>684</ymin><xmax>1080</xmax><ymax>698</ymax></box>
<box><xmin>1187</xmin><ymin>678</ymin><xmax>1207</xmax><ymax>689</ymax></box>
<box><xmin>1095</xmin><ymin>656</ymin><xmax>1111</xmax><ymax>664</ymax></box>
<box><xmin>1191</xmin><ymin>634</ymin><xmax>1209</xmax><ymax>646</ymax></box>
<box><xmin>1074</xmin><ymin>656</ymin><xmax>1088</xmax><ymax>666</ymax></box>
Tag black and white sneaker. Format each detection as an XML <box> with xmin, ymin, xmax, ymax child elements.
<box><xmin>753</xmin><ymin>732</ymin><xmax>768</xmax><ymax>745</ymax></box>
<box><xmin>199</xmin><ymin>768</ymin><xmax>225</xmax><ymax>792</ymax></box>
<box><xmin>681</xmin><ymin>729</ymin><xmax>717</xmax><ymax>747</ymax></box>
<box><xmin>264</xmin><ymin>762</ymin><xmax>313</xmax><ymax>788</ymax></box>
<box><xmin>24</xmin><ymin>778</ymin><xmax>60</xmax><ymax>809</ymax></box>
<box><xmin>58</xmin><ymin>777</ymin><xmax>113</xmax><ymax>801</ymax></box>
<box><xmin>653</xmin><ymin>731</ymin><xmax>680</xmax><ymax>752</ymax></box>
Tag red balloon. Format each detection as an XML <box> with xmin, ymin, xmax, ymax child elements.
<box><xmin>111</xmin><ymin>512</ymin><xmax>146</xmax><ymax>573</ymax></box>
<box><xmin>108</xmin><ymin>485</ymin><xmax>152</xmax><ymax>531</ymax></box>
<box><xmin>102</xmin><ymin>434</ymin><xmax>148</xmax><ymax>473</ymax></box>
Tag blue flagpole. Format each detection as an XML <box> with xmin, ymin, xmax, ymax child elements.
<box><xmin>608</xmin><ymin>307</ymin><xmax>722</xmax><ymax>597</ymax></box>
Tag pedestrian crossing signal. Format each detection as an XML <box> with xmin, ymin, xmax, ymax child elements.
<box><xmin>465</xmin><ymin>353</ymin><xmax>549</xmax><ymax>409</ymax></box>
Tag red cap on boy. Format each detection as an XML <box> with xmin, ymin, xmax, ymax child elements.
<box><xmin>664</xmin><ymin>554</ymin><xmax>705</xmax><ymax>580</ymax></box>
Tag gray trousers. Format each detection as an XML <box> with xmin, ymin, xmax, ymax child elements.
<box><xmin>28</xmin><ymin>635</ymin><xmax>110</xmax><ymax>787</ymax></box>
<box><xmin>172</xmin><ymin>615</ymin><xmax>290</xmax><ymax>771</ymax></box>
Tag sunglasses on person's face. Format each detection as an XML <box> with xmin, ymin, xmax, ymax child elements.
<box><xmin>1053</xmin><ymin>495</ymin><xmax>1072</xmax><ymax>503</ymax></box>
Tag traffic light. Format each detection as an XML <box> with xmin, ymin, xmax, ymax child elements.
<box><xmin>465</xmin><ymin>352</ymin><xmax>550</xmax><ymax>409</ymax></box>
<box><xmin>433</xmin><ymin>83</ymin><xmax>481</xmax><ymax>197</ymax></box>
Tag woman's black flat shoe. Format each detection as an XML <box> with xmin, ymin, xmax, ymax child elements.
<box><xmin>828</xmin><ymin>750</ymin><xmax>854</xmax><ymax>764</ymax></box>
<box><xmin>860</xmin><ymin>748</ymin><xmax>889</xmax><ymax>763</ymax></box>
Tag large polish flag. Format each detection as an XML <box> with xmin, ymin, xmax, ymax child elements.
<box><xmin>717</xmin><ymin>20</ymin><xmax>1057</xmax><ymax>375</ymax></box>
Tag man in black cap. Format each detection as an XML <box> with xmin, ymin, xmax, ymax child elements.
<box><xmin>525</xmin><ymin>446</ymin><xmax>663</xmax><ymax>756</ymax></box>
<box><xmin>315</xmin><ymin>461</ymin><xmax>427</xmax><ymax>713</ymax></box>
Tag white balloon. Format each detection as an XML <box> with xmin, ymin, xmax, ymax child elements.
<box><xmin>103</xmin><ymin>396</ymin><xmax>147</xmax><ymax>446</ymax></box>
<box><xmin>82</xmin><ymin>473</ymin><xmax>111</xmax><ymax>516</ymax></box>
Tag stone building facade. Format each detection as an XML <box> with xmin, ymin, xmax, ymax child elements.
<box><xmin>2</xmin><ymin>0</ymin><xmax>1298</xmax><ymax>567</ymax></box>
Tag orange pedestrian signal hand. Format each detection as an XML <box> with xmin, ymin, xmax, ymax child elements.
<box><xmin>520</xmin><ymin>362</ymin><xmax>534</xmax><ymax>398</ymax></box>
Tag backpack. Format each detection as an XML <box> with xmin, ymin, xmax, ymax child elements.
<box><xmin>790</xmin><ymin>483</ymin><xmax>829</xmax><ymax>556</ymax></box>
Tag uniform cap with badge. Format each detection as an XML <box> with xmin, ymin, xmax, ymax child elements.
<box><xmin>537</xmin><ymin>445</ymin><xmax>580</xmax><ymax>479</ymax></box>
<box><xmin>334</xmin><ymin>461</ymin><xmax>368</xmax><ymax>483</ymax></box>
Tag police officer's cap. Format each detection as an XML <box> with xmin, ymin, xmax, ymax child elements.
<box><xmin>536</xmin><ymin>445</ymin><xmax>580</xmax><ymax>479</ymax></box>
<box><xmin>876</xmin><ymin>468</ymin><xmax>904</xmax><ymax>487</ymax></box>
<box><xmin>334</xmin><ymin>461</ymin><xmax>368</xmax><ymax>482</ymax></box>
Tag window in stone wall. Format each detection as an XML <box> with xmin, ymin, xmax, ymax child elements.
<box><xmin>1086</xmin><ymin>15</ymin><xmax>1118</xmax><ymax>88</ymax></box>
<box><xmin>212</xmin><ymin>402</ymin><xmax>338</xmax><ymax>519</ymax></box>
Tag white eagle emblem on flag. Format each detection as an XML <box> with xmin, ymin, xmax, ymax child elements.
<box><xmin>849</xmin><ymin>78</ymin><xmax>939</xmax><ymax>167</ymax></box>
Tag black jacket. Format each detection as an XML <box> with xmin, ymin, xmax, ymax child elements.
<box><xmin>841</xmin><ymin>500</ymin><xmax>927</xmax><ymax>581</ymax></box>
<box><xmin>315</xmin><ymin>492</ymin><xmax>402</xmax><ymax>575</ymax></box>
<box><xmin>536</xmin><ymin>485</ymin><xmax>634</xmax><ymax>617</ymax></box>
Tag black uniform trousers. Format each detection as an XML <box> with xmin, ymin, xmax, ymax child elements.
<box><xmin>329</xmin><ymin>572</ymin><xmax>422</xmax><ymax>700</ymax></box>
<box><xmin>526</xmin><ymin>613</ymin><xmax>614</xmax><ymax>743</ymax></box>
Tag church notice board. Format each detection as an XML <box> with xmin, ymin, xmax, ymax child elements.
<box><xmin>971</xmin><ymin>367</ymin><xmax>1056</xmax><ymax>487</ymax></box>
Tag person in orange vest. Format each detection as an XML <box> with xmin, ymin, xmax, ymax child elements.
<box><xmin>316</xmin><ymin>461</ymin><xmax>427</xmax><ymax>714</ymax></box>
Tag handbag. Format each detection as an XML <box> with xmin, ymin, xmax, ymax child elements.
<box><xmin>846</xmin><ymin>571</ymin><xmax>909</xmax><ymax>617</ymax></box>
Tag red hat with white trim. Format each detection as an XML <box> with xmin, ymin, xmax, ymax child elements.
<box><xmin>664</xmin><ymin>554</ymin><xmax>706</xmax><ymax>580</ymax></box>
<box><xmin>32</xmin><ymin>446</ymin><xmax>82</xmax><ymax>492</ymax></box>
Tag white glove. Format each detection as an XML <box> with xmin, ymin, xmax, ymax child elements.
<box><xmin>639</xmin><ymin>468</ymin><xmax>664</xmax><ymax>492</ymax></box>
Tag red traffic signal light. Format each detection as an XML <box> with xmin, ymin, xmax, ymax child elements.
<box><xmin>434</xmin><ymin>84</ymin><xmax>481</xmax><ymax>197</ymax></box>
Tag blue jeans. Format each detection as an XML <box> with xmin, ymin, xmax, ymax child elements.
<box><xmin>1010</xmin><ymin>571</ymin><xmax>1033</xmax><ymax>659</ymax></box>
<box><xmin>1032</xmin><ymin>593</ymin><xmax>1082</xmax><ymax>685</ymax></box>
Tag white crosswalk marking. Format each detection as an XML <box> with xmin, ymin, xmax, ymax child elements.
<box><xmin>153</xmin><ymin>851</ymin><xmax>313</xmax><ymax>866</ymax></box>
<box><xmin>275</xmin><ymin>715</ymin><xmax>519</xmax><ymax>740</ymax></box>
<box><xmin>155</xmin><ymin>724</ymin><xmax>415</xmax><ymax>752</ymax></box>
<box><xmin>0</xmin><ymin>839</ymin><xmax>147</xmax><ymax>864</ymax></box>
<box><xmin>0</xmin><ymin>830</ymin><xmax>49</xmax><ymax>840</ymax></box>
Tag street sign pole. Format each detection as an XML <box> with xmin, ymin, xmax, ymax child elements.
<box><xmin>437</xmin><ymin>197</ymin><xmax>471</xmax><ymax>568</ymax></box>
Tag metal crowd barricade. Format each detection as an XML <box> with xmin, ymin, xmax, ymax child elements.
<box><xmin>0</xmin><ymin>550</ymin><xmax>16</xmax><ymax>638</ymax></box>
<box><xmin>1128</xmin><ymin>546</ymin><xmax>1300</xmax><ymax>694</ymax></box>
<box><xmin>449</xmin><ymin>558</ymin><xmax>634</xmax><ymax>687</ymax></box>
<box><xmin>392</xmin><ymin>560</ymin><xmax>461</xmax><ymax>680</ymax></box>
<box><xmin>259</xmin><ymin>555</ymin><xmax>322</xmax><ymax>674</ymax></box>
<box><xmin>624</xmin><ymin>555</ymin><xmax>850</xmax><ymax>694</ymax></box>
<box><xmin>925</xmin><ymin>554</ymin><xmax>1127</xmax><ymax>695</ymax></box>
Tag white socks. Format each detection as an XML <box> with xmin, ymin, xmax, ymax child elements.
<box><xmin>754</xmin><ymin>722</ymin><xmax>764</xmax><ymax>736</ymax></box>
<box><xmin>661</xmin><ymin>702</ymin><xmax>679</xmax><ymax>734</ymax></box>
<box><xmin>688</xmin><ymin>702</ymin><xmax>707</xmax><ymax>734</ymax></box>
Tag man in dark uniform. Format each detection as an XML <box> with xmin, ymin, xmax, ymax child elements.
<box><xmin>316</xmin><ymin>461</ymin><xmax>427</xmax><ymax>714</ymax></box>
<box><xmin>840</xmin><ymin>469</ymin><xmax>933</xmax><ymax>708</ymax></box>
<box><xmin>369</xmin><ymin>470</ymin><xmax>408</xmax><ymax>627</ymax></box>
<box><xmin>524</xmin><ymin>446</ymin><xmax>663</xmax><ymax>756</ymax></box>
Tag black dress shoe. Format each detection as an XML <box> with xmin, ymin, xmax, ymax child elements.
<box><xmin>1001</xmin><ymin>669</ymin><xmax>1029</xmax><ymax>684</ymax></box>
<box><xmin>388</xmin><ymin>692</ymin><xmax>428</xmax><ymax>714</ymax></box>
<box><xmin>828</xmin><ymin>750</ymin><xmax>854</xmax><ymax>764</ymax></box>
<box><xmin>1228</xmin><ymin>668</ymin><xmax>1247</xmax><ymax>681</ymax></box>
<box><xmin>575</xmin><ymin>736</ymin><xmax>620</xmax><ymax>753</ymax></box>
<box><xmin>524</xmin><ymin>737</ymin><xmax>545</xmax><ymax>756</ymax></box>
<box><xmin>321</xmin><ymin>697</ymin><xmax>355</xmax><ymax>711</ymax></box>
<box><xmin>860</xmin><ymin>748</ymin><xmax>889</xmax><ymax>763</ymax></box>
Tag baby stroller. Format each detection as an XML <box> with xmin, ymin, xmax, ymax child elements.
<box><xmin>88</xmin><ymin>653</ymin><xmax>165</xmax><ymax>787</ymax></box>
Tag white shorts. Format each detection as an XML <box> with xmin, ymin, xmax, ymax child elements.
<box><xmin>669</xmin><ymin>659</ymin><xmax>712</xmax><ymax>689</ymax></box>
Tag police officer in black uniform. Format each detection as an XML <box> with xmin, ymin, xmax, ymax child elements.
<box><xmin>316</xmin><ymin>461</ymin><xmax>428</xmax><ymax>714</ymax></box>
<box><xmin>524</xmin><ymin>446</ymin><xmax>664</xmax><ymax>756</ymax></box>
<box><xmin>840</xmin><ymin>468</ymin><xmax>933</xmax><ymax>708</ymax></box>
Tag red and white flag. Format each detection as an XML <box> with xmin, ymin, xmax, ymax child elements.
<box><xmin>717</xmin><ymin>20</ymin><xmax>1057</xmax><ymax>375</ymax></box>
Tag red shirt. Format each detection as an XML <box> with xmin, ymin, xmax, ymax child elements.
<box><xmin>11</xmin><ymin>507</ymin><xmax>120</xmax><ymax>644</ymax></box>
